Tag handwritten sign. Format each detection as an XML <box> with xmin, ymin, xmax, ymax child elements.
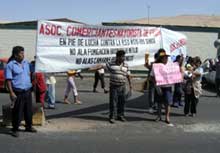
<box><xmin>153</xmin><ymin>62</ymin><xmax>183</xmax><ymax>86</ymax></box>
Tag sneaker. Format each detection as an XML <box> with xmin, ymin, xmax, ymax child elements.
<box><xmin>167</xmin><ymin>123</ymin><xmax>174</xmax><ymax>127</ymax></box>
<box><xmin>25</xmin><ymin>127</ymin><xmax>37</xmax><ymax>133</ymax></box>
<box><xmin>109</xmin><ymin>118</ymin><xmax>115</xmax><ymax>124</ymax></box>
<box><xmin>117</xmin><ymin>116</ymin><xmax>126</xmax><ymax>122</ymax></box>
<box><xmin>165</xmin><ymin>120</ymin><xmax>174</xmax><ymax>127</ymax></box>
<box><xmin>11</xmin><ymin>130</ymin><xmax>19</xmax><ymax>137</ymax></box>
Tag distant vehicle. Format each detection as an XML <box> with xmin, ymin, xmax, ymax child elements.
<box><xmin>202</xmin><ymin>71</ymin><xmax>216</xmax><ymax>85</ymax></box>
<box><xmin>201</xmin><ymin>58</ymin><xmax>216</xmax><ymax>87</ymax></box>
<box><xmin>0</xmin><ymin>58</ymin><xmax>8</xmax><ymax>91</ymax></box>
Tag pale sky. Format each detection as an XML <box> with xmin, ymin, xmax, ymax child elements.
<box><xmin>0</xmin><ymin>0</ymin><xmax>219</xmax><ymax>24</ymax></box>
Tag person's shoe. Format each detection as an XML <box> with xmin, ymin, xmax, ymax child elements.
<box><xmin>165</xmin><ymin>120</ymin><xmax>170</xmax><ymax>124</ymax></box>
<box><xmin>117</xmin><ymin>116</ymin><xmax>126</xmax><ymax>122</ymax></box>
<box><xmin>64</xmin><ymin>99</ymin><xmax>71</xmax><ymax>104</ymax></box>
<box><xmin>74</xmin><ymin>101</ymin><xmax>82</xmax><ymax>105</ymax></box>
<box><xmin>184</xmin><ymin>113</ymin><xmax>189</xmax><ymax>117</ymax></box>
<box><xmin>109</xmin><ymin>118</ymin><xmax>115</xmax><ymax>124</ymax></box>
<box><xmin>171</xmin><ymin>103</ymin><xmax>179</xmax><ymax>108</ymax></box>
<box><xmin>155</xmin><ymin>117</ymin><xmax>162</xmax><ymax>122</ymax></box>
<box><xmin>165</xmin><ymin>120</ymin><xmax>174</xmax><ymax>127</ymax></box>
<box><xmin>93</xmin><ymin>88</ymin><xmax>98</xmax><ymax>93</ymax></box>
<box><xmin>190</xmin><ymin>113</ymin><xmax>196</xmax><ymax>117</ymax></box>
<box><xmin>152</xmin><ymin>104</ymin><xmax>158</xmax><ymax>110</ymax></box>
<box><xmin>104</xmin><ymin>89</ymin><xmax>108</xmax><ymax>94</ymax></box>
<box><xmin>47</xmin><ymin>106</ymin><xmax>55</xmax><ymax>109</ymax></box>
<box><xmin>11</xmin><ymin>130</ymin><xmax>19</xmax><ymax>137</ymax></box>
<box><xmin>25</xmin><ymin>127</ymin><xmax>37</xmax><ymax>133</ymax></box>
<box><xmin>179</xmin><ymin>102</ymin><xmax>184</xmax><ymax>107</ymax></box>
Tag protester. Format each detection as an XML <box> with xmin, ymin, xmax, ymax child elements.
<box><xmin>64</xmin><ymin>70</ymin><xmax>83</xmax><ymax>104</ymax></box>
<box><xmin>184</xmin><ymin>56</ymin><xmax>203</xmax><ymax>117</ymax></box>
<box><xmin>5</xmin><ymin>46</ymin><xmax>37</xmax><ymax>137</ymax></box>
<box><xmin>172</xmin><ymin>55</ymin><xmax>184</xmax><ymax>107</ymax></box>
<box><xmin>45</xmin><ymin>73</ymin><xmax>56</xmax><ymax>109</ymax></box>
<box><xmin>93</xmin><ymin>68</ymin><xmax>108</xmax><ymax>93</ymax></box>
<box><xmin>144</xmin><ymin>52</ymin><xmax>159</xmax><ymax>113</ymax></box>
<box><xmin>150</xmin><ymin>49</ymin><xmax>174</xmax><ymax>126</ymax></box>
<box><xmin>106</xmin><ymin>50</ymin><xmax>132</xmax><ymax>124</ymax></box>
<box><xmin>30</xmin><ymin>59</ymin><xmax>47</xmax><ymax>108</ymax></box>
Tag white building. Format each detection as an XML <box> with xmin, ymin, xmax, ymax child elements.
<box><xmin>0</xmin><ymin>18</ymin><xmax>84</xmax><ymax>61</ymax></box>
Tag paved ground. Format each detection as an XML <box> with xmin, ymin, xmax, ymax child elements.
<box><xmin>0</xmin><ymin>76</ymin><xmax>220</xmax><ymax>153</ymax></box>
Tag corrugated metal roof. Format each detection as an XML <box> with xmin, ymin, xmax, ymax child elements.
<box><xmin>105</xmin><ymin>15</ymin><xmax>220</xmax><ymax>28</ymax></box>
<box><xmin>0</xmin><ymin>18</ymin><xmax>86</xmax><ymax>29</ymax></box>
<box><xmin>0</xmin><ymin>18</ymin><xmax>85</xmax><ymax>25</ymax></box>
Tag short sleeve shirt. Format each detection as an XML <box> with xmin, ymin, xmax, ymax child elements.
<box><xmin>5</xmin><ymin>59</ymin><xmax>32</xmax><ymax>90</ymax></box>
<box><xmin>106</xmin><ymin>61</ymin><xmax>130</xmax><ymax>86</ymax></box>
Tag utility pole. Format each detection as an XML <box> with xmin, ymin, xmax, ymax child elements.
<box><xmin>147</xmin><ymin>5</ymin><xmax>150</xmax><ymax>24</ymax></box>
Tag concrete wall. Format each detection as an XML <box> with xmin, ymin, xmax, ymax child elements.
<box><xmin>182</xmin><ymin>31</ymin><xmax>218</xmax><ymax>61</ymax></box>
<box><xmin>0</xmin><ymin>29</ymin><xmax>36</xmax><ymax>61</ymax></box>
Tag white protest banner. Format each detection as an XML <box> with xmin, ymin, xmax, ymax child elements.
<box><xmin>161</xmin><ymin>28</ymin><xmax>187</xmax><ymax>61</ymax></box>
<box><xmin>152</xmin><ymin>62</ymin><xmax>183</xmax><ymax>86</ymax></box>
<box><xmin>35</xmin><ymin>20</ymin><xmax>187</xmax><ymax>72</ymax></box>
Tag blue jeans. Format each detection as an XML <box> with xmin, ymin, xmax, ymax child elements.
<box><xmin>46</xmin><ymin>84</ymin><xmax>56</xmax><ymax>107</ymax></box>
<box><xmin>173</xmin><ymin>83</ymin><xmax>183</xmax><ymax>105</ymax></box>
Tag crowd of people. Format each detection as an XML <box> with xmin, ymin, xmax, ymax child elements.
<box><xmin>4</xmin><ymin>45</ymin><xmax>220</xmax><ymax>137</ymax></box>
<box><xmin>145</xmin><ymin>49</ymin><xmax>220</xmax><ymax>126</ymax></box>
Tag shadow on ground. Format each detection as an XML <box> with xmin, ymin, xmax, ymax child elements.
<box><xmin>0</xmin><ymin>122</ymin><xmax>13</xmax><ymax>136</ymax></box>
<box><xmin>46</xmin><ymin>94</ymin><xmax>148</xmax><ymax>119</ymax></box>
<box><xmin>46</xmin><ymin>93</ymin><xmax>183</xmax><ymax>122</ymax></box>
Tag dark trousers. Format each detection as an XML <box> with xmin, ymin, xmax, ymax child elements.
<box><xmin>12</xmin><ymin>89</ymin><xmax>33</xmax><ymax>131</ymax></box>
<box><xmin>109</xmin><ymin>85</ymin><xmax>126</xmax><ymax>118</ymax></box>
<box><xmin>148</xmin><ymin>80</ymin><xmax>155</xmax><ymax>108</ymax></box>
<box><xmin>173</xmin><ymin>83</ymin><xmax>183</xmax><ymax>104</ymax></box>
<box><xmin>36</xmin><ymin>90</ymin><xmax>46</xmax><ymax>106</ymax></box>
<box><xmin>184</xmin><ymin>92</ymin><xmax>198</xmax><ymax>114</ymax></box>
<box><xmin>216</xmin><ymin>78</ymin><xmax>220</xmax><ymax>96</ymax></box>
<box><xmin>93</xmin><ymin>71</ymin><xmax>105</xmax><ymax>89</ymax></box>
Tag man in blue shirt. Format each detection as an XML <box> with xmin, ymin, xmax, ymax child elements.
<box><xmin>5</xmin><ymin>46</ymin><xmax>37</xmax><ymax>137</ymax></box>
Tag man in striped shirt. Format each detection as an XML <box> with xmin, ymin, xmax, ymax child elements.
<box><xmin>106</xmin><ymin>50</ymin><xmax>132</xmax><ymax>124</ymax></box>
